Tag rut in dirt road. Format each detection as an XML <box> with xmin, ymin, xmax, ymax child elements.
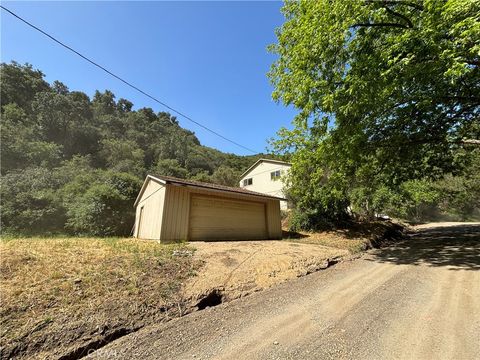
<box><xmin>87</xmin><ymin>223</ymin><xmax>480</xmax><ymax>360</ymax></box>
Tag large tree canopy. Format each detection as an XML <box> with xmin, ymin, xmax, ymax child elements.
<box><xmin>269</xmin><ymin>0</ymin><xmax>479</xmax><ymax>226</ymax></box>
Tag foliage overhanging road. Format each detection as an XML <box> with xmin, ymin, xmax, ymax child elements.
<box><xmin>89</xmin><ymin>223</ymin><xmax>480</xmax><ymax>360</ymax></box>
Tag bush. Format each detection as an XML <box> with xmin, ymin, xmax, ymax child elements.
<box><xmin>63</xmin><ymin>172</ymin><xmax>141</xmax><ymax>236</ymax></box>
<box><xmin>151</xmin><ymin>158</ymin><xmax>188</xmax><ymax>178</ymax></box>
<box><xmin>289</xmin><ymin>207</ymin><xmax>349</xmax><ymax>232</ymax></box>
<box><xmin>0</xmin><ymin>168</ymin><xmax>67</xmax><ymax>234</ymax></box>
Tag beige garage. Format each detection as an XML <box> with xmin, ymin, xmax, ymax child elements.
<box><xmin>133</xmin><ymin>175</ymin><xmax>284</xmax><ymax>242</ymax></box>
<box><xmin>189</xmin><ymin>195</ymin><xmax>268</xmax><ymax>240</ymax></box>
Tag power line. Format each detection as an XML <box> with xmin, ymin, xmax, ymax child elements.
<box><xmin>1</xmin><ymin>5</ymin><xmax>260</xmax><ymax>154</ymax></box>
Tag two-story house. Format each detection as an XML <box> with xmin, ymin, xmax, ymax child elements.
<box><xmin>239</xmin><ymin>159</ymin><xmax>291</xmax><ymax>210</ymax></box>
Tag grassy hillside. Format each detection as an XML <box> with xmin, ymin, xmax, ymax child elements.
<box><xmin>0</xmin><ymin>238</ymin><xmax>201</xmax><ymax>359</ymax></box>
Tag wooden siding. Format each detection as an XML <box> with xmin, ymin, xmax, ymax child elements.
<box><xmin>160</xmin><ymin>185</ymin><xmax>191</xmax><ymax>242</ymax></box>
<box><xmin>134</xmin><ymin>180</ymin><xmax>166</xmax><ymax>239</ymax></box>
<box><xmin>159</xmin><ymin>184</ymin><xmax>282</xmax><ymax>242</ymax></box>
<box><xmin>266</xmin><ymin>199</ymin><xmax>282</xmax><ymax>239</ymax></box>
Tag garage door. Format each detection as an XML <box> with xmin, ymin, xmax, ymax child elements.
<box><xmin>189</xmin><ymin>195</ymin><xmax>267</xmax><ymax>241</ymax></box>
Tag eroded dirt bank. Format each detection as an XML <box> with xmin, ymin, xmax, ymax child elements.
<box><xmin>0</xmin><ymin>221</ymin><xmax>404</xmax><ymax>359</ymax></box>
<box><xmin>185</xmin><ymin>240</ymin><xmax>349</xmax><ymax>303</ymax></box>
<box><xmin>88</xmin><ymin>223</ymin><xmax>480</xmax><ymax>360</ymax></box>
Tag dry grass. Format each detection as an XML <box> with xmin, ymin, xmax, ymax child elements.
<box><xmin>0</xmin><ymin>237</ymin><xmax>201</xmax><ymax>359</ymax></box>
<box><xmin>295</xmin><ymin>233</ymin><xmax>368</xmax><ymax>253</ymax></box>
<box><xmin>284</xmin><ymin>221</ymin><xmax>406</xmax><ymax>254</ymax></box>
<box><xmin>0</xmin><ymin>222</ymin><xmax>406</xmax><ymax>359</ymax></box>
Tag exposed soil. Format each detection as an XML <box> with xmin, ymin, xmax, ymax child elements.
<box><xmin>87</xmin><ymin>222</ymin><xmax>480</xmax><ymax>360</ymax></box>
<box><xmin>0</xmin><ymin>221</ymin><xmax>404</xmax><ymax>359</ymax></box>
<box><xmin>185</xmin><ymin>241</ymin><xmax>349</xmax><ymax>304</ymax></box>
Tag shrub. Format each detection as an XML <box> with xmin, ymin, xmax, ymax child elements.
<box><xmin>0</xmin><ymin>168</ymin><xmax>67</xmax><ymax>234</ymax></box>
<box><xmin>63</xmin><ymin>172</ymin><xmax>141</xmax><ymax>236</ymax></box>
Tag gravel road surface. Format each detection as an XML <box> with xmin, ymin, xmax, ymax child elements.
<box><xmin>88</xmin><ymin>222</ymin><xmax>480</xmax><ymax>360</ymax></box>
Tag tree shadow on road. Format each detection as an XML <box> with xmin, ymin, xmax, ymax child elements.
<box><xmin>370</xmin><ymin>224</ymin><xmax>480</xmax><ymax>271</ymax></box>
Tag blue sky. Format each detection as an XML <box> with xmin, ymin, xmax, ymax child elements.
<box><xmin>1</xmin><ymin>1</ymin><xmax>297</xmax><ymax>155</ymax></box>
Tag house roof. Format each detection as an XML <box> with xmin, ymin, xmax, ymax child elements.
<box><xmin>134</xmin><ymin>174</ymin><xmax>286</xmax><ymax>206</ymax></box>
<box><xmin>240</xmin><ymin>158</ymin><xmax>292</xmax><ymax>179</ymax></box>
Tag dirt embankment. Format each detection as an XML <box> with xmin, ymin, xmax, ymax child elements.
<box><xmin>0</xmin><ymin>221</ymin><xmax>405</xmax><ymax>359</ymax></box>
<box><xmin>0</xmin><ymin>239</ymin><xmax>200</xmax><ymax>360</ymax></box>
<box><xmin>185</xmin><ymin>241</ymin><xmax>348</xmax><ymax>304</ymax></box>
<box><xmin>184</xmin><ymin>220</ymin><xmax>406</xmax><ymax>306</ymax></box>
<box><xmin>87</xmin><ymin>223</ymin><xmax>480</xmax><ymax>360</ymax></box>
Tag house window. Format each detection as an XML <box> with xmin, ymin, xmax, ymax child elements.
<box><xmin>243</xmin><ymin>178</ymin><xmax>253</xmax><ymax>186</ymax></box>
<box><xmin>271</xmin><ymin>170</ymin><xmax>281</xmax><ymax>181</ymax></box>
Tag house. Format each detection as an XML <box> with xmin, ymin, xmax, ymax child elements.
<box><xmin>133</xmin><ymin>175</ymin><xmax>284</xmax><ymax>241</ymax></box>
<box><xmin>239</xmin><ymin>159</ymin><xmax>292</xmax><ymax>210</ymax></box>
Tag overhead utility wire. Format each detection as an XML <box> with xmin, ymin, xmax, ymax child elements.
<box><xmin>1</xmin><ymin>5</ymin><xmax>259</xmax><ymax>154</ymax></box>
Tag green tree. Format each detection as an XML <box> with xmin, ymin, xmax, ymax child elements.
<box><xmin>63</xmin><ymin>171</ymin><xmax>141</xmax><ymax>236</ymax></box>
<box><xmin>151</xmin><ymin>158</ymin><xmax>188</xmax><ymax>179</ymax></box>
<box><xmin>210</xmin><ymin>166</ymin><xmax>240</xmax><ymax>186</ymax></box>
<box><xmin>191</xmin><ymin>170</ymin><xmax>212</xmax><ymax>183</ymax></box>
<box><xmin>401</xmin><ymin>180</ymin><xmax>440</xmax><ymax>221</ymax></box>
<box><xmin>99</xmin><ymin>139</ymin><xmax>145</xmax><ymax>175</ymax></box>
<box><xmin>0</xmin><ymin>62</ymin><xmax>49</xmax><ymax>111</ymax></box>
<box><xmin>32</xmin><ymin>90</ymin><xmax>97</xmax><ymax>157</ymax></box>
<box><xmin>435</xmin><ymin>149</ymin><xmax>480</xmax><ymax>220</ymax></box>
<box><xmin>1</xmin><ymin>168</ymin><xmax>66</xmax><ymax>234</ymax></box>
<box><xmin>269</xmin><ymin>0</ymin><xmax>479</xmax><ymax>227</ymax></box>
<box><xmin>284</xmin><ymin>138</ymin><xmax>351</xmax><ymax>230</ymax></box>
<box><xmin>1</xmin><ymin>104</ymin><xmax>62</xmax><ymax>174</ymax></box>
<box><xmin>92</xmin><ymin>90</ymin><xmax>116</xmax><ymax>117</ymax></box>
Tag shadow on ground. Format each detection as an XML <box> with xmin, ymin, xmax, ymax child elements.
<box><xmin>282</xmin><ymin>230</ymin><xmax>309</xmax><ymax>239</ymax></box>
<box><xmin>371</xmin><ymin>224</ymin><xmax>480</xmax><ymax>270</ymax></box>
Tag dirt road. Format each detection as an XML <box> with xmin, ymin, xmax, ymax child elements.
<box><xmin>88</xmin><ymin>223</ymin><xmax>480</xmax><ymax>360</ymax></box>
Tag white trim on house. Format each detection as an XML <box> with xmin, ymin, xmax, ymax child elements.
<box><xmin>240</xmin><ymin>158</ymin><xmax>291</xmax><ymax>179</ymax></box>
<box><xmin>239</xmin><ymin>159</ymin><xmax>292</xmax><ymax>211</ymax></box>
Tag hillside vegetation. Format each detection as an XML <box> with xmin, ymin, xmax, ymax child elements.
<box><xmin>0</xmin><ymin>62</ymin><xmax>276</xmax><ymax>236</ymax></box>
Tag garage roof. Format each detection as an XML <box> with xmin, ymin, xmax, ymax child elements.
<box><xmin>154</xmin><ymin>174</ymin><xmax>287</xmax><ymax>200</ymax></box>
<box><xmin>134</xmin><ymin>174</ymin><xmax>286</xmax><ymax>207</ymax></box>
